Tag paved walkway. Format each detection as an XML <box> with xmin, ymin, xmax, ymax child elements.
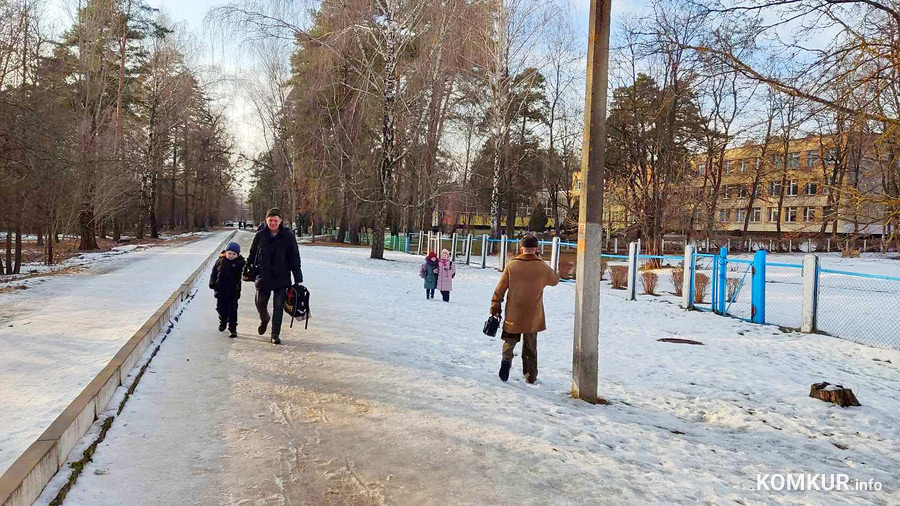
<box><xmin>58</xmin><ymin>234</ymin><xmax>900</xmax><ymax>506</ymax></box>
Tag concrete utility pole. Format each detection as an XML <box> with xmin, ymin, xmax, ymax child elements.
<box><xmin>572</xmin><ymin>0</ymin><xmax>612</xmax><ymax>405</ymax></box>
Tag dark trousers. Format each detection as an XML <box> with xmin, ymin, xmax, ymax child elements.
<box><xmin>501</xmin><ymin>331</ymin><xmax>539</xmax><ymax>382</ymax></box>
<box><xmin>255</xmin><ymin>287</ymin><xmax>287</xmax><ymax>336</ymax></box>
<box><xmin>216</xmin><ymin>295</ymin><xmax>239</xmax><ymax>330</ymax></box>
<box><xmin>426</xmin><ymin>289</ymin><xmax>435</xmax><ymax>299</ymax></box>
<box><xmin>440</xmin><ymin>290</ymin><xmax>450</xmax><ymax>302</ymax></box>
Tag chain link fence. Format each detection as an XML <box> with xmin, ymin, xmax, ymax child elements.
<box><xmin>817</xmin><ymin>269</ymin><xmax>900</xmax><ymax>349</ymax></box>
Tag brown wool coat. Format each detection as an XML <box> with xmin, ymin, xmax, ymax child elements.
<box><xmin>490</xmin><ymin>253</ymin><xmax>560</xmax><ymax>334</ymax></box>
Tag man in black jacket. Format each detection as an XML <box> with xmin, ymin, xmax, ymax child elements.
<box><xmin>245</xmin><ymin>208</ymin><xmax>303</xmax><ymax>344</ymax></box>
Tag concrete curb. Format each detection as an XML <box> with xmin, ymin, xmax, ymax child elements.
<box><xmin>0</xmin><ymin>231</ymin><xmax>237</xmax><ymax>506</ymax></box>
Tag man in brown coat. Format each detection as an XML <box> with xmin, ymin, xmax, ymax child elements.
<box><xmin>490</xmin><ymin>235</ymin><xmax>560</xmax><ymax>383</ymax></box>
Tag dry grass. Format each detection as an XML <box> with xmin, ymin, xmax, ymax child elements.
<box><xmin>726</xmin><ymin>277</ymin><xmax>741</xmax><ymax>301</ymax></box>
<box><xmin>670</xmin><ymin>268</ymin><xmax>684</xmax><ymax>297</ymax></box>
<box><xmin>694</xmin><ymin>273</ymin><xmax>710</xmax><ymax>303</ymax></box>
<box><xmin>641</xmin><ymin>271</ymin><xmax>659</xmax><ymax>295</ymax></box>
<box><xmin>599</xmin><ymin>258</ymin><xmax>608</xmax><ymax>281</ymax></box>
<box><xmin>610</xmin><ymin>265</ymin><xmax>628</xmax><ymax>289</ymax></box>
<box><xmin>557</xmin><ymin>260</ymin><xmax>576</xmax><ymax>280</ymax></box>
<box><xmin>841</xmin><ymin>247</ymin><xmax>861</xmax><ymax>258</ymax></box>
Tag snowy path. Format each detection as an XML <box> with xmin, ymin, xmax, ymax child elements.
<box><xmin>60</xmin><ymin>239</ymin><xmax>898</xmax><ymax>505</ymax></box>
<box><xmin>0</xmin><ymin>231</ymin><xmax>230</xmax><ymax>476</ymax></box>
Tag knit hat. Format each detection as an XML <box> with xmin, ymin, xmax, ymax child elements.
<box><xmin>226</xmin><ymin>242</ymin><xmax>241</xmax><ymax>254</ymax></box>
<box><xmin>522</xmin><ymin>235</ymin><xmax>539</xmax><ymax>248</ymax></box>
<box><xmin>265</xmin><ymin>207</ymin><xmax>283</xmax><ymax>219</ymax></box>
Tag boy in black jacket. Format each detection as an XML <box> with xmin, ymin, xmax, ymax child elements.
<box><xmin>209</xmin><ymin>242</ymin><xmax>245</xmax><ymax>338</ymax></box>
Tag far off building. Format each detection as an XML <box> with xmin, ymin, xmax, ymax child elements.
<box><xmin>574</xmin><ymin>134</ymin><xmax>896</xmax><ymax>244</ymax></box>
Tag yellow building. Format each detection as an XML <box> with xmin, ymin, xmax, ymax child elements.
<box><xmin>571</xmin><ymin>135</ymin><xmax>888</xmax><ymax>237</ymax></box>
<box><xmin>693</xmin><ymin>136</ymin><xmax>884</xmax><ymax>235</ymax></box>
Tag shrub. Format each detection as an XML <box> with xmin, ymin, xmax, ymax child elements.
<box><xmin>641</xmin><ymin>271</ymin><xmax>658</xmax><ymax>295</ymax></box>
<box><xmin>841</xmin><ymin>247</ymin><xmax>861</xmax><ymax>258</ymax></box>
<box><xmin>726</xmin><ymin>277</ymin><xmax>741</xmax><ymax>301</ymax></box>
<box><xmin>670</xmin><ymin>268</ymin><xmax>684</xmax><ymax>297</ymax></box>
<box><xmin>558</xmin><ymin>260</ymin><xmax>577</xmax><ymax>280</ymax></box>
<box><xmin>694</xmin><ymin>273</ymin><xmax>710</xmax><ymax>303</ymax></box>
<box><xmin>610</xmin><ymin>265</ymin><xmax>628</xmax><ymax>289</ymax></box>
<box><xmin>600</xmin><ymin>258</ymin><xmax>609</xmax><ymax>280</ymax></box>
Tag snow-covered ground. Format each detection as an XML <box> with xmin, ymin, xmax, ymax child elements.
<box><xmin>0</xmin><ymin>232</ymin><xmax>207</xmax><ymax>286</ymax></box>
<box><xmin>0</xmin><ymin>231</ymin><xmax>230</xmax><ymax>476</ymax></box>
<box><xmin>57</xmin><ymin>240</ymin><xmax>898</xmax><ymax>505</ymax></box>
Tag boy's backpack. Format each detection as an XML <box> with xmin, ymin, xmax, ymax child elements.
<box><xmin>419</xmin><ymin>265</ymin><xmax>426</xmax><ymax>279</ymax></box>
<box><xmin>283</xmin><ymin>284</ymin><xmax>311</xmax><ymax>329</ymax></box>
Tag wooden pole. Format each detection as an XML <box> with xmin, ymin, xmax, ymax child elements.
<box><xmin>572</xmin><ymin>0</ymin><xmax>612</xmax><ymax>405</ymax></box>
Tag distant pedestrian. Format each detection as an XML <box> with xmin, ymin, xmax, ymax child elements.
<box><xmin>245</xmin><ymin>208</ymin><xmax>303</xmax><ymax>345</ymax></box>
<box><xmin>209</xmin><ymin>242</ymin><xmax>245</xmax><ymax>338</ymax></box>
<box><xmin>436</xmin><ymin>249</ymin><xmax>456</xmax><ymax>302</ymax></box>
<box><xmin>420</xmin><ymin>251</ymin><xmax>438</xmax><ymax>300</ymax></box>
<box><xmin>490</xmin><ymin>234</ymin><xmax>559</xmax><ymax>383</ymax></box>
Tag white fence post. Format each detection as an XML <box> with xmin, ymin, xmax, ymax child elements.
<box><xmin>500</xmin><ymin>235</ymin><xmax>509</xmax><ymax>271</ymax></box>
<box><xmin>417</xmin><ymin>232</ymin><xmax>424</xmax><ymax>255</ymax></box>
<box><xmin>801</xmin><ymin>254</ymin><xmax>820</xmax><ymax>333</ymax></box>
<box><xmin>426</xmin><ymin>231</ymin><xmax>432</xmax><ymax>255</ymax></box>
<box><xmin>614</xmin><ymin>237</ymin><xmax>618</xmax><ymax>254</ymax></box>
<box><xmin>481</xmin><ymin>235</ymin><xmax>489</xmax><ymax>269</ymax></box>
<box><xmin>451</xmin><ymin>233</ymin><xmax>458</xmax><ymax>259</ymax></box>
<box><xmin>682</xmin><ymin>244</ymin><xmax>695</xmax><ymax>309</ymax></box>
<box><xmin>827</xmin><ymin>238</ymin><xmax>830</xmax><ymax>252</ymax></box>
<box><xmin>626</xmin><ymin>241</ymin><xmax>638</xmax><ymax>301</ymax></box>
<box><xmin>465</xmin><ymin>234</ymin><xmax>473</xmax><ymax>265</ymax></box>
<box><xmin>550</xmin><ymin>237</ymin><xmax>561</xmax><ymax>272</ymax></box>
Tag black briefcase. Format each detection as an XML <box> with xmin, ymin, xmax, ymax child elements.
<box><xmin>483</xmin><ymin>315</ymin><xmax>500</xmax><ymax>337</ymax></box>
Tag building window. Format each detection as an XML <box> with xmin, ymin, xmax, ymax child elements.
<box><xmin>825</xmin><ymin>148</ymin><xmax>838</xmax><ymax>162</ymax></box>
<box><xmin>805</xmin><ymin>182</ymin><xmax>817</xmax><ymax>195</ymax></box>
<box><xmin>785</xmin><ymin>207</ymin><xmax>798</xmax><ymax>223</ymax></box>
<box><xmin>767</xmin><ymin>207</ymin><xmax>779</xmax><ymax>223</ymax></box>
<box><xmin>723</xmin><ymin>185</ymin><xmax>731</xmax><ymax>199</ymax></box>
<box><xmin>803</xmin><ymin>207</ymin><xmax>816</xmax><ymax>222</ymax></box>
<box><xmin>769</xmin><ymin>181</ymin><xmax>782</xmax><ymax>197</ymax></box>
<box><xmin>771</xmin><ymin>154</ymin><xmax>784</xmax><ymax>169</ymax></box>
<box><xmin>575</xmin><ymin>180</ymin><xmax>583</xmax><ymax>191</ymax></box>
<box><xmin>736</xmin><ymin>209</ymin><xmax>747</xmax><ymax>223</ymax></box>
<box><xmin>738</xmin><ymin>186</ymin><xmax>749</xmax><ymax>198</ymax></box>
<box><xmin>723</xmin><ymin>160</ymin><xmax>733</xmax><ymax>174</ymax></box>
<box><xmin>753</xmin><ymin>185</ymin><xmax>762</xmax><ymax>198</ymax></box>
<box><xmin>739</xmin><ymin>159</ymin><xmax>749</xmax><ymax>172</ymax></box>
<box><xmin>823</xmin><ymin>205</ymin><xmax>834</xmax><ymax>218</ymax></box>
<box><xmin>750</xmin><ymin>207</ymin><xmax>761</xmax><ymax>223</ymax></box>
<box><xmin>719</xmin><ymin>209</ymin><xmax>730</xmax><ymax>222</ymax></box>
<box><xmin>787</xmin><ymin>180</ymin><xmax>799</xmax><ymax>196</ymax></box>
<box><xmin>806</xmin><ymin>149</ymin><xmax>819</xmax><ymax>167</ymax></box>
<box><xmin>787</xmin><ymin>152</ymin><xmax>800</xmax><ymax>169</ymax></box>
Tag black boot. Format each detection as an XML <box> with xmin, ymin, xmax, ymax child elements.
<box><xmin>218</xmin><ymin>318</ymin><xmax>226</xmax><ymax>332</ymax></box>
<box><xmin>271</xmin><ymin>334</ymin><xmax>281</xmax><ymax>345</ymax></box>
<box><xmin>499</xmin><ymin>360</ymin><xmax>511</xmax><ymax>382</ymax></box>
<box><xmin>228</xmin><ymin>324</ymin><xmax>237</xmax><ymax>338</ymax></box>
<box><xmin>258</xmin><ymin>318</ymin><xmax>269</xmax><ymax>335</ymax></box>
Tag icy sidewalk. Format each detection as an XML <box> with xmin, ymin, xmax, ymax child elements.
<box><xmin>61</xmin><ymin>243</ymin><xmax>898</xmax><ymax>505</ymax></box>
<box><xmin>0</xmin><ymin>231</ymin><xmax>232</xmax><ymax>476</ymax></box>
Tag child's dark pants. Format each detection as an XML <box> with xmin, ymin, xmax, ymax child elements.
<box><xmin>216</xmin><ymin>295</ymin><xmax>239</xmax><ymax>330</ymax></box>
